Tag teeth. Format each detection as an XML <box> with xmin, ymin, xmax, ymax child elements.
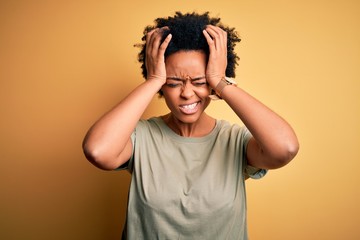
<box><xmin>182</xmin><ymin>102</ymin><xmax>197</xmax><ymax>109</ymax></box>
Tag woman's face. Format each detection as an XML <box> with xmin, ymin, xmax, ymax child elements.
<box><xmin>162</xmin><ymin>50</ymin><xmax>211</xmax><ymax>124</ymax></box>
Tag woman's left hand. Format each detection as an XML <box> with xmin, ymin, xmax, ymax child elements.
<box><xmin>203</xmin><ymin>25</ymin><xmax>228</xmax><ymax>88</ymax></box>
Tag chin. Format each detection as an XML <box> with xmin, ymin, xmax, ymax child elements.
<box><xmin>173</xmin><ymin>112</ymin><xmax>205</xmax><ymax>124</ymax></box>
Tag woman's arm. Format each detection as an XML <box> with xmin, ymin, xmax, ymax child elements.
<box><xmin>82</xmin><ymin>28</ymin><xmax>172</xmax><ymax>170</ymax></box>
<box><xmin>221</xmin><ymin>86</ymin><xmax>299</xmax><ymax>169</ymax></box>
<box><xmin>203</xmin><ymin>25</ymin><xmax>299</xmax><ymax>169</ymax></box>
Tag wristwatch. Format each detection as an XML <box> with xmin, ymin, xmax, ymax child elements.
<box><xmin>209</xmin><ymin>77</ymin><xmax>237</xmax><ymax>100</ymax></box>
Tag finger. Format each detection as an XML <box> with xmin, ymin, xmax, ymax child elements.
<box><xmin>203</xmin><ymin>29</ymin><xmax>216</xmax><ymax>51</ymax></box>
<box><xmin>150</xmin><ymin>29</ymin><xmax>162</xmax><ymax>50</ymax></box>
<box><xmin>160</xmin><ymin>26</ymin><xmax>170</xmax><ymax>31</ymax></box>
<box><xmin>204</xmin><ymin>25</ymin><xmax>227</xmax><ymax>50</ymax></box>
<box><xmin>146</xmin><ymin>28</ymin><xmax>158</xmax><ymax>46</ymax></box>
<box><xmin>206</xmin><ymin>25</ymin><xmax>227</xmax><ymax>38</ymax></box>
<box><xmin>204</xmin><ymin>27</ymin><xmax>220</xmax><ymax>50</ymax></box>
<box><xmin>209</xmin><ymin>26</ymin><xmax>227</xmax><ymax>51</ymax></box>
<box><xmin>149</xmin><ymin>28</ymin><xmax>169</xmax><ymax>57</ymax></box>
<box><xmin>158</xmin><ymin>33</ymin><xmax>172</xmax><ymax>56</ymax></box>
<box><xmin>146</xmin><ymin>28</ymin><xmax>159</xmax><ymax>57</ymax></box>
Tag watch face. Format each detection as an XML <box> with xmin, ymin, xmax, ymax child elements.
<box><xmin>224</xmin><ymin>77</ymin><xmax>237</xmax><ymax>85</ymax></box>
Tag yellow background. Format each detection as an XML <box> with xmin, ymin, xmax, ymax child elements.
<box><xmin>1</xmin><ymin>0</ymin><xmax>359</xmax><ymax>239</ymax></box>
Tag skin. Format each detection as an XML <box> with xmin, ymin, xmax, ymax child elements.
<box><xmin>161</xmin><ymin>50</ymin><xmax>214</xmax><ymax>137</ymax></box>
<box><xmin>82</xmin><ymin>25</ymin><xmax>299</xmax><ymax>171</ymax></box>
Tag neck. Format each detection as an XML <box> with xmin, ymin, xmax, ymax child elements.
<box><xmin>162</xmin><ymin>113</ymin><xmax>216</xmax><ymax>137</ymax></box>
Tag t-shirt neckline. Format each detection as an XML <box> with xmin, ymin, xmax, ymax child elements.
<box><xmin>151</xmin><ymin>116</ymin><xmax>222</xmax><ymax>143</ymax></box>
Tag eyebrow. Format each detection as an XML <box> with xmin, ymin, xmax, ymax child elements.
<box><xmin>166</xmin><ymin>76</ymin><xmax>206</xmax><ymax>81</ymax></box>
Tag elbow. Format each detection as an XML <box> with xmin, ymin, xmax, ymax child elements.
<box><xmin>82</xmin><ymin>142</ymin><xmax>118</xmax><ymax>171</ymax></box>
<box><xmin>270</xmin><ymin>139</ymin><xmax>300</xmax><ymax>169</ymax></box>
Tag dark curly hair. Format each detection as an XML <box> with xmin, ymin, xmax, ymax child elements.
<box><xmin>135</xmin><ymin>12</ymin><xmax>241</xmax><ymax>95</ymax></box>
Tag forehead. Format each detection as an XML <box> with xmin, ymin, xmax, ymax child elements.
<box><xmin>165</xmin><ymin>50</ymin><xmax>207</xmax><ymax>76</ymax></box>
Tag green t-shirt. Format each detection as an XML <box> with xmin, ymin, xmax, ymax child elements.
<box><xmin>121</xmin><ymin>117</ymin><xmax>266</xmax><ymax>239</ymax></box>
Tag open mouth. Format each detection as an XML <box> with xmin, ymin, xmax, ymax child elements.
<box><xmin>179</xmin><ymin>101</ymin><xmax>200</xmax><ymax>114</ymax></box>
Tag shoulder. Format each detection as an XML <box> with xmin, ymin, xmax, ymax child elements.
<box><xmin>134</xmin><ymin>117</ymin><xmax>168</xmax><ymax>138</ymax></box>
<box><xmin>137</xmin><ymin>117</ymin><xmax>163</xmax><ymax>129</ymax></box>
<box><xmin>217</xmin><ymin>120</ymin><xmax>251</xmax><ymax>140</ymax></box>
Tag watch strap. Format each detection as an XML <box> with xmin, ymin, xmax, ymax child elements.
<box><xmin>214</xmin><ymin>77</ymin><xmax>237</xmax><ymax>98</ymax></box>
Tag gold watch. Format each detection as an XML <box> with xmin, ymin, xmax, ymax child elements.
<box><xmin>209</xmin><ymin>77</ymin><xmax>237</xmax><ymax>100</ymax></box>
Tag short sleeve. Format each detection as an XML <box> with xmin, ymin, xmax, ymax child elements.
<box><xmin>115</xmin><ymin>130</ymin><xmax>136</xmax><ymax>172</ymax></box>
<box><xmin>244</xmin><ymin>165</ymin><xmax>268</xmax><ymax>179</ymax></box>
<box><xmin>242</xmin><ymin>127</ymin><xmax>268</xmax><ymax>179</ymax></box>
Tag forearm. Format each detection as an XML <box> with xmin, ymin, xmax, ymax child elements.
<box><xmin>203</xmin><ymin>25</ymin><xmax>298</xmax><ymax>168</ymax></box>
<box><xmin>221</xmin><ymin>85</ymin><xmax>299</xmax><ymax>169</ymax></box>
<box><xmin>83</xmin><ymin>79</ymin><xmax>163</xmax><ymax>169</ymax></box>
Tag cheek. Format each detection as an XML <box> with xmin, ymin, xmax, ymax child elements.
<box><xmin>162</xmin><ymin>90</ymin><xmax>178</xmax><ymax>107</ymax></box>
<box><xmin>195</xmin><ymin>86</ymin><xmax>211</xmax><ymax>96</ymax></box>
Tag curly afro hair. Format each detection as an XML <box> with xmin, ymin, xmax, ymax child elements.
<box><xmin>135</xmin><ymin>12</ymin><xmax>241</xmax><ymax>96</ymax></box>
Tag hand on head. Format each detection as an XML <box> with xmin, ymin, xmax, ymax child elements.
<box><xmin>144</xmin><ymin>24</ymin><xmax>228</xmax><ymax>91</ymax></box>
<box><xmin>145</xmin><ymin>27</ymin><xmax>172</xmax><ymax>84</ymax></box>
<box><xmin>202</xmin><ymin>25</ymin><xmax>228</xmax><ymax>89</ymax></box>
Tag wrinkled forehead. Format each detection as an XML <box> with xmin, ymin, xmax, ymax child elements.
<box><xmin>166</xmin><ymin>75</ymin><xmax>206</xmax><ymax>81</ymax></box>
<box><xmin>165</xmin><ymin>50</ymin><xmax>207</xmax><ymax>77</ymax></box>
<box><xmin>165</xmin><ymin>49</ymin><xmax>209</xmax><ymax>61</ymax></box>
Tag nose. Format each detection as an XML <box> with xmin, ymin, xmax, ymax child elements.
<box><xmin>180</xmin><ymin>82</ymin><xmax>195</xmax><ymax>99</ymax></box>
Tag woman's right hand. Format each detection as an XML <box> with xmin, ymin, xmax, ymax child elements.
<box><xmin>145</xmin><ymin>27</ymin><xmax>172</xmax><ymax>84</ymax></box>
<box><xmin>83</xmin><ymin>28</ymin><xmax>172</xmax><ymax>170</ymax></box>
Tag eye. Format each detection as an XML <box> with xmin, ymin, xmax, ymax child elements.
<box><xmin>166</xmin><ymin>83</ymin><xmax>181</xmax><ymax>88</ymax></box>
<box><xmin>193</xmin><ymin>81</ymin><xmax>207</xmax><ymax>86</ymax></box>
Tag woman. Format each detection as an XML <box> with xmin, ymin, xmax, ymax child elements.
<box><xmin>83</xmin><ymin>12</ymin><xmax>299</xmax><ymax>239</ymax></box>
